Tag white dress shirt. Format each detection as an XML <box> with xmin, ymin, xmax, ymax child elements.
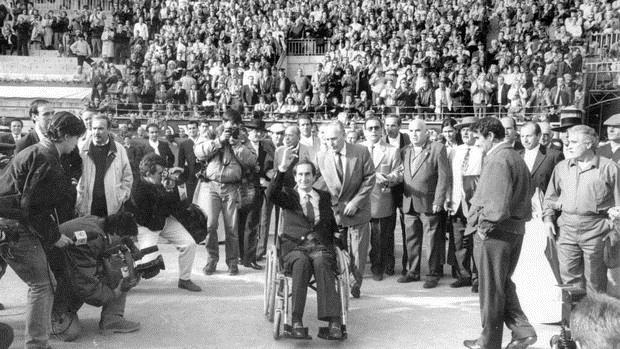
<box><xmin>387</xmin><ymin>133</ymin><xmax>401</xmax><ymax>147</ymax></box>
<box><xmin>149</xmin><ymin>140</ymin><xmax>160</xmax><ymax>155</ymax></box>
<box><xmin>523</xmin><ymin>144</ymin><xmax>540</xmax><ymax>172</ymax></box>
<box><xmin>298</xmin><ymin>188</ymin><xmax>320</xmax><ymax>224</ymax></box>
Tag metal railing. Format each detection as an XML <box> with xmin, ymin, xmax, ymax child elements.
<box><xmin>286</xmin><ymin>38</ymin><xmax>331</xmax><ymax>56</ymax></box>
<box><xmin>584</xmin><ymin>61</ymin><xmax>620</xmax><ymax>91</ymax></box>
<box><xmin>32</xmin><ymin>0</ymin><xmax>117</xmax><ymax>11</ymax></box>
<box><xmin>587</xmin><ymin>32</ymin><xmax>620</xmax><ymax>58</ymax></box>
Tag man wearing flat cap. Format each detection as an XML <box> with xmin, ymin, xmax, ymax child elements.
<box><xmin>598</xmin><ymin>113</ymin><xmax>620</xmax><ymax>298</ymax></box>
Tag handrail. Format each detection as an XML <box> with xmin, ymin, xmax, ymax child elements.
<box><xmin>286</xmin><ymin>38</ymin><xmax>331</xmax><ymax>56</ymax></box>
<box><xmin>587</xmin><ymin>31</ymin><xmax>620</xmax><ymax>58</ymax></box>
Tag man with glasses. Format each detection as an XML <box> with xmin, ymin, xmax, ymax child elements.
<box><xmin>362</xmin><ymin>117</ymin><xmax>402</xmax><ymax>281</ymax></box>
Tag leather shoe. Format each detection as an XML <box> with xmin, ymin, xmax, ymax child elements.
<box><xmin>450</xmin><ymin>278</ymin><xmax>472</xmax><ymax>288</ymax></box>
<box><xmin>350</xmin><ymin>284</ymin><xmax>360</xmax><ymax>298</ymax></box>
<box><xmin>372</xmin><ymin>273</ymin><xmax>383</xmax><ymax>281</ymax></box>
<box><xmin>290</xmin><ymin>321</ymin><xmax>308</xmax><ymax>339</ymax></box>
<box><xmin>385</xmin><ymin>268</ymin><xmax>395</xmax><ymax>276</ymax></box>
<box><xmin>505</xmin><ymin>336</ymin><xmax>537</xmax><ymax>349</ymax></box>
<box><xmin>202</xmin><ymin>263</ymin><xmax>216</xmax><ymax>275</ymax></box>
<box><xmin>397</xmin><ymin>274</ymin><xmax>420</xmax><ymax>283</ymax></box>
<box><xmin>463</xmin><ymin>339</ymin><xmax>482</xmax><ymax>349</ymax></box>
<box><xmin>178</xmin><ymin>279</ymin><xmax>202</xmax><ymax>292</ymax></box>
<box><xmin>228</xmin><ymin>265</ymin><xmax>239</xmax><ymax>276</ymax></box>
<box><xmin>423</xmin><ymin>279</ymin><xmax>439</xmax><ymax>289</ymax></box>
<box><xmin>327</xmin><ymin>321</ymin><xmax>343</xmax><ymax>340</ymax></box>
<box><xmin>243</xmin><ymin>262</ymin><xmax>264</xmax><ymax>270</ymax></box>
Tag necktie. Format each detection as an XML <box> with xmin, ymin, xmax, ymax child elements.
<box><xmin>335</xmin><ymin>151</ymin><xmax>343</xmax><ymax>181</ymax></box>
<box><xmin>461</xmin><ymin>147</ymin><xmax>471</xmax><ymax>173</ymax></box>
<box><xmin>304</xmin><ymin>194</ymin><xmax>315</xmax><ymax>224</ymax></box>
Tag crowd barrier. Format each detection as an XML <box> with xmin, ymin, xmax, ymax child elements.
<box><xmin>584</xmin><ymin>61</ymin><xmax>620</xmax><ymax>91</ymax></box>
<box><xmin>588</xmin><ymin>32</ymin><xmax>620</xmax><ymax>58</ymax></box>
<box><xmin>286</xmin><ymin>38</ymin><xmax>332</xmax><ymax>56</ymax></box>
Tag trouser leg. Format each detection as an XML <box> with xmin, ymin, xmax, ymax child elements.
<box><xmin>503</xmin><ymin>234</ymin><xmax>536</xmax><ymax>340</ymax></box>
<box><xmin>405</xmin><ymin>213</ymin><xmax>423</xmax><ymax>276</ymax></box>
<box><xmin>382</xmin><ymin>214</ymin><xmax>396</xmax><ymax>274</ymax></box>
<box><xmin>220</xmin><ymin>183</ymin><xmax>240</xmax><ymax>267</ymax></box>
<box><xmin>311</xmin><ymin>250</ymin><xmax>341</xmax><ymax>321</ymax></box>
<box><xmin>369</xmin><ymin>218</ymin><xmax>383</xmax><ymax>275</ymax></box>
<box><xmin>237</xmin><ymin>207</ymin><xmax>249</xmax><ymax>262</ymax></box>
<box><xmin>200</xmin><ymin>181</ymin><xmax>223</xmax><ymax>265</ymax></box>
<box><xmin>284</xmin><ymin>251</ymin><xmax>312</xmax><ymax>322</ymax></box>
<box><xmin>420</xmin><ymin>212</ymin><xmax>443</xmax><ymax>278</ymax></box>
<box><xmin>160</xmin><ymin>216</ymin><xmax>197</xmax><ymax>281</ymax></box>
<box><xmin>243</xmin><ymin>190</ymin><xmax>263</xmax><ymax>265</ymax></box>
<box><xmin>256</xmin><ymin>194</ymin><xmax>273</xmax><ymax>258</ymax></box>
<box><xmin>348</xmin><ymin>222</ymin><xmax>370</xmax><ymax>287</ymax></box>
<box><xmin>100</xmin><ymin>292</ymin><xmax>127</xmax><ymax>325</ymax></box>
<box><xmin>2</xmin><ymin>230</ymin><xmax>55</xmax><ymax>349</ymax></box>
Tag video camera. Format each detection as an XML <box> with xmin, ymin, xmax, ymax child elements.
<box><xmin>225</xmin><ymin>127</ymin><xmax>240</xmax><ymax>140</ymax></box>
<box><xmin>549</xmin><ymin>285</ymin><xmax>587</xmax><ymax>349</ymax></box>
<box><xmin>103</xmin><ymin>238</ymin><xmax>166</xmax><ymax>280</ymax></box>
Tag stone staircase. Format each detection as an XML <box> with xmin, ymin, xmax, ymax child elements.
<box><xmin>0</xmin><ymin>49</ymin><xmax>93</xmax><ymax>85</ymax></box>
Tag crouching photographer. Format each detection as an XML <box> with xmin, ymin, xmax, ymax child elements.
<box><xmin>51</xmin><ymin>212</ymin><xmax>152</xmax><ymax>342</ymax></box>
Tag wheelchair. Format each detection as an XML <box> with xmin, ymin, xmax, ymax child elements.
<box><xmin>263</xmin><ymin>234</ymin><xmax>351</xmax><ymax>340</ymax></box>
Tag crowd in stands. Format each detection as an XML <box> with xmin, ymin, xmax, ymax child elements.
<box><xmin>1</xmin><ymin>0</ymin><xmax>620</xmax><ymax>120</ymax></box>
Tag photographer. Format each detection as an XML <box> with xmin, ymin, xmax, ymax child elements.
<box><xmin>51</xmin><ymin>212</ymin><xmax>141</xmax><ymax>342</ymax></box>
<box><xmin>129</xmin><ymin>153</ymin><xmax>202</xmax><ymax>292</ymax></box>
<box><xmin>194</xmin><ymin>110</ymin><xmax>257</xmax><ymax>276</ymax></box>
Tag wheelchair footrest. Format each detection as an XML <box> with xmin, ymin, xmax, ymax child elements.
<box><xmin>282</xmin><ymin>325</ymin><xmax>312</xmax><ymax>340</ymax></box>
<box><xmin>317</xmin><ymin>325</ymin><xmax>347</xmax><ymax>340</ymax></box>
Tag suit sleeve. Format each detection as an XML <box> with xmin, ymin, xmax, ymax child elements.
<box><xmin>164</xmin><ymin>143</ymin><xmax>175</xmax><ymax>168</ymax></box>
<box><xmin>118</xmin><ymin>146</ymin><xmax>134</xmax><ymax>204</ymax></box>
<box><xmin>347</xmin><ymin>147</ymin><xmax>375</xmax><ymax>210</ymax></box>
<box><xmin>178</xmin><ymin>142</ymin><xmax>187</xmax><ymax>168</ymax></box>
<box><xmin>434</xmin><ymin>145</ymin><xmax>451</xmax><ymax>207</ymax></box>
<box><xmin>387</xmin><ymin>147</ymin><xmax>402</xmax><ymax>186</ymax></box>
<box><xmin>267</xmin><ymin>170</ymin><xmax>298</xmax><ymax>210</ymax></box>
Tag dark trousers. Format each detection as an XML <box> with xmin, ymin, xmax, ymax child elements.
<box><xmin>369</xmin><ymin>214</ymin><xmax>395</xmax><ymax>275</ymax></box>
<box><xmin>283</xmin><ymin>247</ymin><xmax>341</xmax><ymax>322</ymax></box>
<box><xmin>405</xmin><ymin>211</ymin><xmax>445</xmax><ymax>279</ymax></box>
<box><xmin>256</xmin><ymin>192</ymin><xmax>278</xmax><ymax>258</ymax></box>
<box><xmin>452</xmin><ymin>208</ymin><xmax>478</xmax><ymax>282</ymax></box>
<box><xmin>238</xmin><ymin>187</ymin><xmax>263</xmax><ymax>265</ymax></box>
<box><xmin>16</xmin><ymin>35</ymin><xmax>28</xmax><ymax>56</ymax></box>
<box><xmin>474</xmin><ymin>230</ymin><xmax>535</xmax><ymax>349</ymax></box>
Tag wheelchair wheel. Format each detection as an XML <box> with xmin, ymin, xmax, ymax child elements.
<box><xmin>265</xmin><ymin>247</ymin><xmax>278</xmax><ymax>322</ymax></box>
<box><xmin>263</xmin><ymin>248</ymin><xmax>275</xmax><ymax>316</ymax></box>
<box><xmin>273</xmin><ymin>309</ymin><xmax>282</xmax><ymax>340</ymax></box>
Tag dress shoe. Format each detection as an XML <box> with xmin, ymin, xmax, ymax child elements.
<box><xmin>290</xmin><ymin>321</ymin><xmax>308</xmax><ymax>339</ymax></box>
<box><xmin>372</xmin><ymin>273</ymin><xmax>383</xmax><ymax>281</ymax></box>
<box><xmin>202</xmin><ymin>263</ymin><xmax>216</xmax><ymax>275</ymax></box>
<box><xmin>327</xmin><ymin>320</ymin><xmax>343</xmax><ymax>340</ymax></box>
<box><xmin>385</xmin><ymin>268</ymin><xmax>395</xmax><ymax>276</ymax></box>
<box><xmin>350</xmin><ymin>284</ymin><xmax>361</xmax><ymax>298</ymax></box>
<box><xmin>243</xmin><ymin>262</ymin><xmax>264</xmax><ymax>270</ymax></box>
<box><xmin>178</xmin><ymin>279</ymin><xmax>202</xmax><ymax>292</ymax></box>
<box><xmin>400</xmin><ymin>269</ymin><xmax>408</xmax><ymax>276</ymax></box>
<box><xmin>504</xmin><ymin>336</ymin><xmax>537</xmax><ymax>349</ymax></box>
<box><xmin>228</xmin><ymin>265</ymin><xmax>239</xmax><ymax>276</ymax></box>
<box><xmin>450</xmin><ymin>278</ymin><xmax>472</xmax><ymax>288</ymax></box>
<box><xmin>463</xmin><ymin>339</ymin><xmax>482</xmax><ymax>349</ymax></box>
<box><xmin>471</xmin><ymin>282</ymin><xmax>479</xmax><ymax>293</ymax></box>
<box><xmin>397</xmin><ymin>274</ymin><xmax>420</xmax><ymax>283</ymax></box>
<box><xmin>423</xmin><ymin>278</ymin><xmax>439</xmax><ymax>289</ymax></box>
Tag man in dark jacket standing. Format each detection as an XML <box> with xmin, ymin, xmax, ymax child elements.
<box><xmin>463</xmin><ymin>117</ymin><xmax>537</xmax><ymax>349</ymax></box>
<box><xmin>0</xmin><ymin>112</ymin><xmax>85</xmax><ymax>349</ymax></box>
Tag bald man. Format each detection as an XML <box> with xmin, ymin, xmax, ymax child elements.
<box><xmin>316</xmin><ymin>121</ymin><xmax>375</xmax><ymax>298</ymax></box>
<box><xmin>399</xmin><ymin>119</ymin><xmax>451</xmax><ymax>288</ymax></box>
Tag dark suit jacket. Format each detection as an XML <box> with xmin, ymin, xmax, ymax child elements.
<box><xmin>240</xmin><ymin>85</ymin><xmax>259</xmax><ymax>105</ymax></box>
<box><xmin>268</xmin><ymin>170</ymin><xmax>338</xmax><ymax>257</ymax></box>
<box><xmin>178</xmin><ymin>138</ymin><xmax>200</xmax><ymax>184</ymax></box>
<box><xmin>0</xmin><ymin>133</ymin><xmax>17</xmax><ymax>155</ymax></box>
<box><xmin>597</xmin><ymin>143</ymin><xmax>620</xmax><ymax>163</ymax></box>
<box><xmin>254</xmin><ymin>140</ymin><xmax>274</xmax><ymax>185</ymax></box>
<box><xmin>493</xmin><ymin>83</ymin><xmax>511</xmax><ymax>106</ymax></box>
<box><xmin>401</xmin><ymin>140</ymin><xmax>451</xmax><ymax>214</ymax></box>
<box><xmin>151</xmin><ymin>140</ymin><xmax>175</xmax><ymax>168</ymax></box>
<box><xmin>549</xmin><ymin>86</ymin><xmax>571</xmax><ymax>106</ymax></box>
<box><xmin>15</xmin><ymin>130</ymin><xmax>82</xmax><ymax>181</ymax></box>
<box><xmin>385</xmin><ymin>132</ymin><xmax>411</xmax><ymax>207</ymax></box>
<box><xmin>519</xmin><ymin>146</ymin><xmax>564</xmax><ymax>193</ymax></box>
<box><xmin>467</xmin><ymin>142</ymin><xmax>532</xmax><ymax>236</ymax></box>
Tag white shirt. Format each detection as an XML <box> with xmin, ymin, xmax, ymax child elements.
<box><xmin>297</xmin><ymin>188</ymin><xmax>320</xmax><ymax>224</ymax></box>
<box><xmin>149</xmin><ymin>139</ymin><xmax>160</xmax><ymax>155</ymax></box>
<box><xmin>524</xmin><ymin>144</ymin><xmax>540</xmax><ymax>172</ymax></box>
<box><xmin>299</xmin><ymin>135</ymin><xmax>315</xmax><ymax>148</ymax></box>
<box><xmin>611</xmin><ymin>142</ymin><xmax>620</xmax><ymax>154</ymax></box>
<box><xmin>12</xmin><ymin>133</ymin><xmax>21</xmax><ymax>142</ymax></box>
<box><xmin>35</xmin><ymin>126</ymin><xmax>46</xmax><ymax>142</ymax></box>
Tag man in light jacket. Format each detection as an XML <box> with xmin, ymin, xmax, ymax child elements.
<box><xmin>76</xmin><ymin>114</ymin><xmax>133</xmax><ymax>217</ymax></box>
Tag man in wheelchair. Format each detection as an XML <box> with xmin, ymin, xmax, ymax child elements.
<box><xmin>267</xmin><ymin>148</ymin><xmax>344</xmax><ymax>340</ymax></box>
